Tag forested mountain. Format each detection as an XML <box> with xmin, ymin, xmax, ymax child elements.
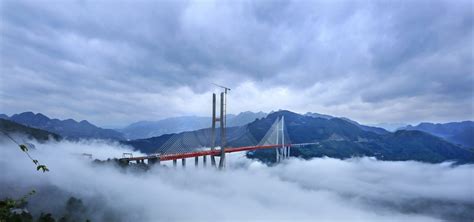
<box><xmin>401</xmin><ymin>121</ymin><xmax>474</xmax><ymax>148</ymax></box>
<box><xmin>1</xmin><ymin>112</ymin><xmax>124</xmax><ymax>140</ymax></box>
<box><xmin>119</xmin><ymin>111</ymin><xmax>267</xmax><ymax>139</ymax></box>
<box><xmin>0</xmin><ymin>119</ymin><xmax>61</xmax><ymax>142</ymax></box>
<box><xmin>125</xmin><ymin>110</ymin><xmax>474</xmax><ymax>163</ymax></box>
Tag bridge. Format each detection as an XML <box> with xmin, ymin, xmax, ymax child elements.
<box><xmin>119</xmin><ymin>92</ymin><xmax>314</xmax><ymax>168</ymax></box>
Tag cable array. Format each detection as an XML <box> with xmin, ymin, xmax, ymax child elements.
<box><xmin>153</xmin><ymin>116</ymin><xmax>289</xmax><ymax>157</ymax></box>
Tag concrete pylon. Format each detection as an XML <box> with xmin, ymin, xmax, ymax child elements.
<box><xmin>218</xmin><ymin>92</ymin><xmax>226</xmax><ymax>169</ymax></box>
<box><xmin>276</xmin><ymin>116</ymin><xmax>289</xmax><ymax>162</ymax></box>
<box><xmin>210</xmin><ymin>93</ymin><xmax>217</xmax><ymax>167</ymax></box>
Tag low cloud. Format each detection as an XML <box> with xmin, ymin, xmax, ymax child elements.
<box><xmin>1</xmin><ymin>138</ymin><xmax>473</xmax><ymax>221</ymax></box>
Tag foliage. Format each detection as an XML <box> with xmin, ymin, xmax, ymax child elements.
<box><xmin>0</xmin><ymin>119</ymin><xmax>61</xmax><ymax>142</ymax></box>
<box><xmin>0</xmin><ymin>129</ymin><xmax>49</xmax><ymax>173</ymax></box>
<box><xmin>0</xmin><ymin>190</ymin><xmax>35</xmax><ymax>222</ymax></box>
<box><xmin>1</xmin><ymin>195</ymin><xmax>91</xmax><ymax>222</ymax></box>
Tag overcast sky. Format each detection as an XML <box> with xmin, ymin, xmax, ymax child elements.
<box><xmin>0</xmin><ymin>0</ymin><xmax>473</xmax><ymax>127</ymax></box>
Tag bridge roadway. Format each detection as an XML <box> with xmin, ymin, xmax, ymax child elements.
<box><xmin>121</xmin><ymin>143</ymin><xmax>317</xmax><ymax>163</ymax></box>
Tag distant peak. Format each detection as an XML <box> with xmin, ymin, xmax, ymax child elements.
<box><xmin>63</xmin><ymin>118</ymin><xmax>78</xmax><ymax>124</ymax></box>
<box><xmin>11</xmin><ymin>111</ymin><xmax>50</xmax><ymax>121</ymax></box>
<box><xmin>79</xmin><ymin>120</ymin><xmax>96</xmax><ymax>127</ymax></box>
<box><xmin>305</xmin><ymin>112</ymin><xmax>333</xmax><ymax>119</ymax></box>
<box><xmin>35</xmin><ymin>113</ymin><xmax>49</xmax><ymax>118</ymax></box>
<box><xmin>267</xmin><ymin>110</ymin><xmax>299</xmax><ymax>118</ymax></box>
<box><xmin>18</xmin><ymin>111</ymin><xmax>35</xmax><ymax>116</ymax></box>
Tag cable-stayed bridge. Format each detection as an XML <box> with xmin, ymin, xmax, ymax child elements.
<box><xmin>120</xmin><ymin>91</ymin><xmax>316</xmax><ymax>168</ymax></box>
<box><xmin>120</xmin><ymin>116</ymin><xmax>316</xmax><ymax>168</ymax></box>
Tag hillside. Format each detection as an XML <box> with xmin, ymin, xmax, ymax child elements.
<box><xmin>0</xmin><ymin>119</ymin><xmax>61</xmax><ymax>142</ymax></box>
<box><xmin>125</xmin><ymin>110</ymin><xmax>474</xmax><ymax>163</ymax></box>
<box><xmin>305</xmin><ymin>112</ymin><xmax>389</xmax><ymax>135</ymax></box>
<box><xmin>1</xmin><ymin>112</ymin><xmax>124</xmax><ymax>140</ymax></box>
<box><xmin>246</xmin><ymin>111</ymin><xmax>473</xmax><ymax>163</ymax></box>
<box><xmin>120</xmin><ymin>111</ymin><xmax>267</xmax><ymax>140</ymax></box>
<box><xmin>401</xmin><ymin>121</ymin><xmax>474</xmax><ymax>148</ymax></box>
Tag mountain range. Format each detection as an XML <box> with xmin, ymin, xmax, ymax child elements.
<box><xmin>0</xmin><ymin>118</ymin><xmax>61</xmax><ymax>142</ymax></box>
<box><xmin>119</xmin><ymin>111</ymin><xmax>267</xmax><ymax>139</ymax></box>
<box><xmin>0</xmin><ymin>111</ymin><xmax>268</xmax><ymax>141</ymax></box>
<box><xmin>400</xmin><ymin>121</ymin><xmax>474</xmax><ymax>148</ymax></box>
<box><xmin>0</xmin><ymin>112</ymin><xmax>124</xmax><ymax>140</ymax></box>
<box><xmin>245</xmin><ymin>111</ymin><xmax>473</xmax><ymax>163</ymax></box>
<box><xmin>305</xmin><ymin>112</ymin><xmax>389</xmax><ymax>135</ymax></box>
<box><xmin>125</xmin><ymin>111</ymin><xmax>474</xmax><ymax>163</ymax></box>
<box><xmin>2</xmin><ymin>111</ymin><xmax>472</xmax><ymax>164</ymax></box>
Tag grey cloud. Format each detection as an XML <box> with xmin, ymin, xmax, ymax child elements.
<box><xmin>0</xmin><ymin>0</ymin><xmax>472</xmax><ymax>125</ymax></box>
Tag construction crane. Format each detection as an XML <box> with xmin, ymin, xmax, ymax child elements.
<box><xmin>212</xmin><ymin>83</ymin><xmax>231</xmax><ymax>129</ymax></box>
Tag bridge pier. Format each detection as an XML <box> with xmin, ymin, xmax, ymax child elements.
<box><xmin>195</xmin><ymin>157</ymin><xmax>198</xmax><ymax>167</ymax></box>
<box><xmin>148</xmin><ymin>157</ymin><xmax>160</xmax><ymax>165</ymax></box>
<box><xmin>119</xmin><ymin>159</ymin><xmax>130</xmax><ymax>166</ymax></box>
<box><xmin>173</xmin><ymin>159</ymin><xmax>177</xmax><ymax>167</ymax></box>
<box><xmin>203</xmin><ymin>155</ymin><xmax>207</xmax><ymax>167</ymax></box>
<box><xmin>182</xmin><ymin>158</ymin><xmax>186</xmax><ymax>167</ymax></box>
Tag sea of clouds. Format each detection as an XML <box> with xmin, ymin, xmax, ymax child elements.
<box><xmin>1</xmin><ymin>139</ymin><xmax>473</xmax><ymax>222</ymax></box>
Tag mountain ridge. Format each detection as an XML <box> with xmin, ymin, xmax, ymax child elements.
<box><xmin>125</xmin><ymin>110</ymin><xmax>474</xmax><ymax>164</ymax></box>
<box><xmin>1</xmin><ymin>112</ymin><xmax>124</xmax><ymax>140</ymax></box>
<box><xmin>400</xmin><ymin>121</ymin><xmax>474</xmax><ymax>148</ymax></box>
<box><xmin>0</xmin><ymin>118</ymin><xmax>61</xmax><ymax>142</ymax></box>
<box><xmin>119</xmin><ymin>111</ymin><xmax>268</xmax><ymax>139</ymax></box>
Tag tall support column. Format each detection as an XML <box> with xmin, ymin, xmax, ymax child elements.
<box><xmin>218</xmin><ymin>92</ymin><xmax>226</xmax><ymax>169</ymax></box>
<box><xmin>203</xmin><ymin>155</ymin><xmax>207</xmax><ymax>167</ymax></box>
<box><xmin>173</xmin><ymin>159</ymin><xmax>177</xmax><ymax>167</ymax></box>
<box><xmin>182</xmin><ymin>158</ymin><xmax>186</xmax><ymax>167</ymax></box>
<box><xmin>282</xmin><ymin>116</ymin><xmax>286</xmax><ymax>160</ymax></box>
<box><xmin>195</xmin><ymin>156</ymin><xmax>198</xmax><ymax>167</ymax></box>
<box><xmin>210</xmin><ymin>93</ymin><xmax>217</xmax><ymax>167</ymax></box>
<box><xmin>276</xmin><ymin>117</ymin><xmax>280</xmax><ymax>163</ymax></box>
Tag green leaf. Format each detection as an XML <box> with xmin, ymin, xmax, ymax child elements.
<box><xmin>19</xmin><ymin>144</ymin><xmax>28</xmax><ymax>152</ymax></box>
<box><xmin>36</xmin><ymin>165</ymin><xmax>49</xmax><ymax>172</ymax></box>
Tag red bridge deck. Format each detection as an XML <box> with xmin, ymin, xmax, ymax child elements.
<box><xmin>122</xmin><ymin>144</ymin><xmax>292</xmax><ymax>162</ymax></box>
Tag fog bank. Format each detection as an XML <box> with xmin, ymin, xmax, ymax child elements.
<box><xmin>1</xmin><ymin>139</ymin><xmax>473</xmax><ymax>221</ymax></box>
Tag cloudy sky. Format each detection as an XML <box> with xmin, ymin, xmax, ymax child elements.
<box><xmin>0</xmin><ymin>0</ymin><xmax>473</xmax><ymax>127</ymax></box>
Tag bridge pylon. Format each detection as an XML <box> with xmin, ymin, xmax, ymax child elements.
<box><xmin>257</xmin><ymin>115</ymin><xmax>291</xmax><ymax>163</ymax></box>
<box><xmin>210</xmin><ymin>90</ymin><xmax>229</xmax><ymax>169</ymax></box>
<box><xmin>275</xmin><ymin>116</ymin><xmax>290</xmax><ymax>162</ymax></box>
